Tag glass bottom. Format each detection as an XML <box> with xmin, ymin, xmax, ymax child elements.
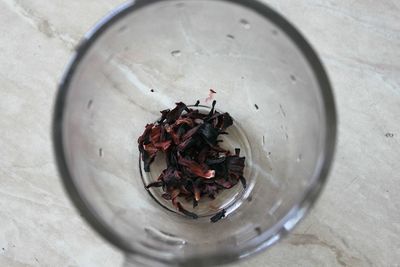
<box><xmin>139</xmin><ymin>106</ymin><xmax>254</xmax><ymax>219</ymax></box>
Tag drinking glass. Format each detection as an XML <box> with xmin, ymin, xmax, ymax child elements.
<box><xmin>53</xmin><ymin>0</ymin><xmax>336</xmax><ymax>266</ymax></box>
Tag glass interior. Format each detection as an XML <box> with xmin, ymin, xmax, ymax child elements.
<box><xmin>58</xmin><ymin>0</ymin><xmax>333</xmax><ymax>265</ymax></box>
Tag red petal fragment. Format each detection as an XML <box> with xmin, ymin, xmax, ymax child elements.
<box><xmin>138</xmin><ymin>123</ymin><xmax>154</xmax><ymax>144</ymax></box>
<box><xmin>216</xmin><ymin>179</ymin><xmax>234</xmax><ymax>189</ymax></box>
<box><xmin>165</xmin><ymin>124</ymin><xmax>180</xmax><ymax>145</ymax></box>
<box><xmin>171</xmin><ymin>189</ymin><xmax>180</xmax><ymax>199</ymax></box>
<box><xmin>178</xmin><ymin>156</ymin><xmax>215</xmax><ymax>179</ymax></box>
<box><xmin>174</xmin><ymin>117</ymin><xmax>194</xmax><ymax>127</ymax></box>
<box><xmin>171</xmin><ymin>197</ymin><xmax>179</xmax><ymax>208</ymax></box>
<box><xmin>154</xmin><ymin>140</ymin><xmax>172</xmax><ymax>151</ymax></box>
<box><xmin>150</xmin><ymin>125</ymin><xmax>161</xmax><ymax>143</ymax></box>
<box><xmin>143</xmin><ymin>143</ymin><xmax>158</xmax><ymax>155</ymax></box>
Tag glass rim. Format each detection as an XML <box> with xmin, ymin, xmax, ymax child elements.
<box><xmin>52</xmin><ymin>0</ymin><xmax>337</xmax><ymax>265</ymax></box>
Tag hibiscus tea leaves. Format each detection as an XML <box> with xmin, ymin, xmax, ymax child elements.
<box><xmin>138</xmin><ymin>101</ymin><xmax>247</xmax><ymax>221</ymax></box>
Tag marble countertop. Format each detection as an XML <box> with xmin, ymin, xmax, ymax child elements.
<box><xmin>1</xmin><ymin>0</ymin><xmax>399</xmax><ymax>266</ymax></box>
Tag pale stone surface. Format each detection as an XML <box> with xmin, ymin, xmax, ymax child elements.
<box><xmin>0</xmin><ymin>0</ymin><xmax>399</xmax><ymax>266</ymax></box>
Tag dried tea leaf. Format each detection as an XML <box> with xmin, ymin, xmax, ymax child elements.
<box><xmin>210</xmin><ymin>209</ymin><xmax>226</xmax><ymax>223</ymax></box>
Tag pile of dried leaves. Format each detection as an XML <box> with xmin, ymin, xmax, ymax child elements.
<box><xmin>138</xmin><ymin>101</ymin><xmax>246</xmax><ymax>220</ymax></box>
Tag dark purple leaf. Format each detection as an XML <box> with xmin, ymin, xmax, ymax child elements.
<box><xmin>158</xmin><ymin>109</ymin><xmax>170</xmax><ymax>123</ymax></box>
<box><xmin>198</xmin><ymin>123</ymin><xmax>219</xmax><ymax>145</ymax></box>
<box><xmin>166</xmin><ymin>102</ymin><xmax>188</xmax><ymax>123</ymax></box>
<box><xmin>210</xmin><ymin>209</ymin><xmax>226</xmax><ymax>223</ymax></box>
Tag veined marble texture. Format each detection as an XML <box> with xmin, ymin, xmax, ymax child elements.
<box><xmin>0</xmin><ymin>0</ymin><xmax>399</xmax><ymax>266</ymax></box>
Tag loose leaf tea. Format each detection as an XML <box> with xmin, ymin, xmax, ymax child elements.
<box><xmin>138</xmin><ymin>101</ymin><xmax>246</xmax><ymax>221</ymax></box>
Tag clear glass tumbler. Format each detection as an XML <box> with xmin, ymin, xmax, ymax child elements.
<box><xmin>53</xmin><ymin>0</ymin><xmax>336</xmax><ymax>266</ymax></box>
